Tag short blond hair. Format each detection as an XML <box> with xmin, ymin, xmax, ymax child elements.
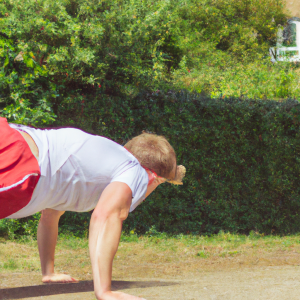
<box><xmin>124</xmin><ymin>132</ymin><xmax>176</xmax><ymax>178</ymax></box>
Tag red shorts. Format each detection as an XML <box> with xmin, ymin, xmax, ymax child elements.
<box><xmin>0</xmin><ymin>117</ymin><xmax>40</xmax><ymax>219</ymax></box>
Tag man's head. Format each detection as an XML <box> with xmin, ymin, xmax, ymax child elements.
<box><xmin>124</xmin><ymin>132</ymin><xmax>185</xmax><ymax>184</ymax></box>
<box><xmin>125</xmin><ymin>132</ymin><xmax>175</xmax><ymax>179</ymax></box>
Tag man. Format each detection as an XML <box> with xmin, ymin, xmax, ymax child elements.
<box><xmin>0</xmin><ymin>117</ymin><xmax>185</xmax><ymax>300</ymax></box>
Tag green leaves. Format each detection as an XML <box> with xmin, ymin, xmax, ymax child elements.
<box><xmin>3</xmin><ymin>55</ymin><xmax>9</xmax><ymax>67</ymax></box>
<box><xmin>0</xmin><ymin>34</ymin><xmax>55</xmax><ymax>125</ymax></box>
<box><xmin>173</xmin><ymin>57</ymin><xmax>300</xmax><ymax>100</ymax></box>
<box><xmin>0</xmin><ymin>0</ymin><xmax>290</xmax><ymax>123</ymax></box>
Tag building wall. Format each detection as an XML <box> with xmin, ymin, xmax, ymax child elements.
<box><xmin>285</xmin><ymin>1</ymin><xmax>300</xmax><ymax>18</ymax></box>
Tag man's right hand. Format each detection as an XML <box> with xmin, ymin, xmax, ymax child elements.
<box><xmin>98</xmin><ymin>291</ymin><xmax>146</xmax><ymax>300</ymax></box>
<box><xmin>89</xmin><ymin>183</ymin><xmax>138</xmax><ymax>300</ymax></box>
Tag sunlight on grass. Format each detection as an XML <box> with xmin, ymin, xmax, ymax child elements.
<box><xmin>119</xmin><ymin>230</ymin><xmax>300</xmax><ymax>260</ymax></box>
<box><xmin>2</xmin><ymin>231</ymin><xmax>300</xmax><ymax>277</ymax></box>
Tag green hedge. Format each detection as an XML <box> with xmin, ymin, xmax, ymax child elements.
<box><xmin>2</xmin><ymin>91</ymin><xmax>300</xmax><ymax>237</ymax></box>
<box><xmin>55</xmin><ymin>91</ymin><xmax>300</xmax><ymax>235</ymax></box>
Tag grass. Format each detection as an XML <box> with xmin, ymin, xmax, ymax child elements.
<box><xmin>2</xmin><ymin>231</ymin><xmax>300</xmax><ymax>285</ymax></box>
<box><xmin>132</xmin><ymin>230</ymin><xmax>300</xmax><ymax>263</ymax></box>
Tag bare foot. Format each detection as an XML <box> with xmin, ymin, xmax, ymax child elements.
<box><xmin>42</xmin><ymin>273</ymin><xmax>78</xmax><ymax>283</ymax></box>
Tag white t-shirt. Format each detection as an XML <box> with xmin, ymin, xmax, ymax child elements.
<box><xmin>7</xmin><ymin>124</ymin><xmax>148</xmax><ymax>219</ymax></box>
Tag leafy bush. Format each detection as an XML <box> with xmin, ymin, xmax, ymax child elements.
<box><xmin>174</xmin><ymin>0</ymin><xmax>286</xmax><ymax>63</ymax></box>
<box><xmin>173</xmin><ymin>58</ymin><xmax>300</xmax><ymax>99</ymax></box>
<box><xmin>58</xmin><ymin>211</ymin><xmax>90</xmax><ymax>237</ymax></box>
<box><xmin>0</xmin><ymin>211</ymin><xmax>90</xmax><ymax>239</ymax></box>
<box><xmin>0</xmin><ymin>36</ymin><xmax>55</xmax><ymax>124</ymax></box>
<box><xmin>0</xmin><ymin>213</ymin><xmax>41</xmax><ymax>239</ymax></box>
<box><xmin>0</xmin><ymin>0</ymin><xmax>184</xmax><ymax>123</ymax></box>
<box><xmin>0</xmin><ymin>0</ymin><xmax>289</xmax><ymax>127</ymax></box>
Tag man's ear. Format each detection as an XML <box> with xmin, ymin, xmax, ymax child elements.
<box><xmin>168</xmin><ymin>165</ymin><xmax>186</xmax><ymax>185</ymax></box>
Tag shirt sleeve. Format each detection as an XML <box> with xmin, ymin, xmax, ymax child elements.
<box><xmin>111</xmin><ymin>163</ymin><xmax>148</xmax><ymax>212</ymax></box>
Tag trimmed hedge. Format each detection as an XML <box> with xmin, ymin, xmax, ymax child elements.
<box><xmin>56</xmin><ymin>91</ymin><xmax>300</xmax><ymax>235</ymax></box>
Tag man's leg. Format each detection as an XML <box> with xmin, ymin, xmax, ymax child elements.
<box><xmin>37</xmin><ymin>208</ymin><xmax>77</xmax><ymax>283</ymax></box>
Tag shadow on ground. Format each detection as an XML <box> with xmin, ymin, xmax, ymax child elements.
<box><xmin>0</xmin><ymin>280</ymin><xmax>178</xmax><ymax>300</ymax></box>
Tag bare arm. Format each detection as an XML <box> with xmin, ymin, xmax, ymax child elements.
<box><xmin>38</xmin><ymin>209</ymin><xmax>77</xmax><ymax>283</ymax></box>
<box><xmin>89</xmin><ymin>182</ymin><xmax>145</xmax><ymax>300</ymax></box>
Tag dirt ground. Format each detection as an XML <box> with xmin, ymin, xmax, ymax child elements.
<box><xmin>2</xmin><ymin>237</ymin><xmax>300</xmax><ymax>299</ymax></box>
<box><xmin>2</xmin><ymin>265</ymin><xmax>300</xmax><ymax>299</ymax></box>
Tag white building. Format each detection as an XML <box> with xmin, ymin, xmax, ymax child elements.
<box><xmin>270</xmin><ymin>18</ymin><xmax>300</xmax><ymax>62</ymax></box>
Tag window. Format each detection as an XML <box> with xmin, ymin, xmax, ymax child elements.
<box><xmin>270</xmin><ymin>19</ymin><xmax>300</xmax><ymax>62</ymax></box>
